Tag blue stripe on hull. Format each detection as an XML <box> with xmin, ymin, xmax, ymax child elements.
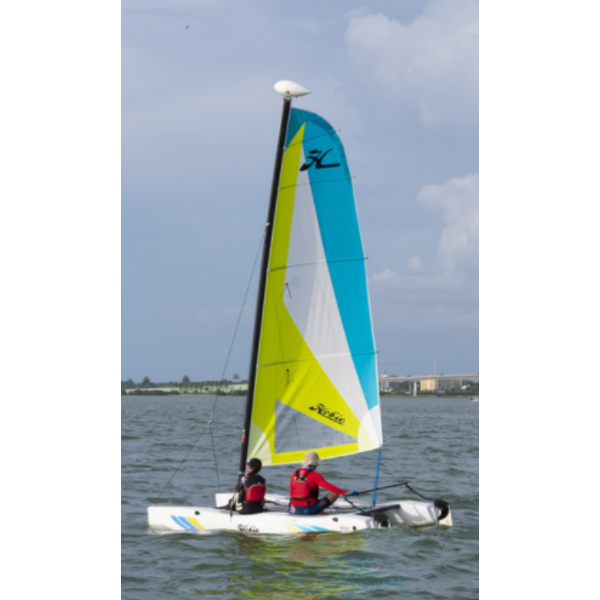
<box><xmin>294</xmin><ymin>524</ymin><xmax>332</xmax><ymax>532</ymax></box>
<box><xmin>171</xmin><ymin>515</ymin><xmax>194</xmax><ymax>530</ymax></box>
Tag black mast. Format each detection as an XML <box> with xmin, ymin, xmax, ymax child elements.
<box><xmin>238</xmin><ymin>95</ymin><xmax>293</xmax><ymax>476</ymax></box>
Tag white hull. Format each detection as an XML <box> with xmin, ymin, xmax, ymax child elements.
<box><xmin>147</xmin><ymin>493</ymin><xmax>452</xmax><ymax>535</ymax></box>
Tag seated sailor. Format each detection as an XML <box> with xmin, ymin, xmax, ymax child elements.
<box><xmin>232</xmin><ymin>457</ymin><xmax>266</xmax><ymax>514</ymax></box>
<box><xmin>289</xmin><ymin>451</ymin><xmax>357</xmax><ymax>515</ymax></box>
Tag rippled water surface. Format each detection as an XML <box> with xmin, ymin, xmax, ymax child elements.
<box><xmin>122</xmin><ymin>395</ymin><xmax>478</xmax><ymax>599</ymax></box>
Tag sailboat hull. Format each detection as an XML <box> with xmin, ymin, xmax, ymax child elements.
<box><xmin>251</xmin><ymin>494</ymin><xmax>453</xmax><ymax>528</ymax></box>
<box><xmin>147</xmin><ymin>494</ymin><xmax>452</xmax><ymax>535</ymax></box>
<box><xmin>376</xmin><ymin>499</ymin><xmax>453</xmax><ymax>527</ymax></box>
<box><xmin>147</xmin><ymin>505</ymin><xmax>379</xmax><ymax>534</ymax></box>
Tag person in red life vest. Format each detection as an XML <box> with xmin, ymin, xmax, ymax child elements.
<box><xmin>233</xmin><ymin>458</ymin><xmax>266</xmax><ymax>514</ymax></box>
<box><xmin>289</xmin><ymin>451</ymin><xmax>358</xmax><ymax>515</ymax></box>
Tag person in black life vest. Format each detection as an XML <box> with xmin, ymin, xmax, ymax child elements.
<box><xmin>233</xmin><ymin>457</ymin><xmax>266</xmax><ymax>514</ymax></box>
<box><xmin>289</xmin><ymin>451</ymin><xmax>358</xmax><ymax>515</ymax></box>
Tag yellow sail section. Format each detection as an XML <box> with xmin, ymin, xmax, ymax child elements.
<box><xmin>250</xmin><ymin>302</ymin><xmax>361</xmax><ymax>465</ymax></box>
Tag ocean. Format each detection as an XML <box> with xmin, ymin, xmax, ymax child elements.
<box><xmin>122</xmin><ymin>395</ymin><xmax>478</xmax><ymax>599</ymax></box>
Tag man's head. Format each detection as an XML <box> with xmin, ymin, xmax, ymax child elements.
<box><xmin>247</xmin><ymin>458</ymin><xmax>262</xmax><ymax>472</ymax></box>
<box><xmin>302</xmin><ymin>451</ymin><xmax>321</xmax><ymax>467</ymax></box>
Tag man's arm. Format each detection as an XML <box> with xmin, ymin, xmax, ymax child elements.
<box><xmin>310</xmin><ymin>471</ymin><xmax>347</xmax><ymax>495</ymax></box>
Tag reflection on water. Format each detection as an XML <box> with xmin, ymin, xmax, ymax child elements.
<box><xmin>187</xmin><ymin>531</ymin><xmax>406</xmax><ymax>599</ymax></box>
<box><xmin>234</xmin><ymin>530</ymin><xmax>365</xmax><ymax>563</ymax></box>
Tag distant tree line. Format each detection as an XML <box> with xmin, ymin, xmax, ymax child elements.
<box><xmin>121</xmin><ymin>376</ymin><xmax>249</xmax><ymax>396</ymax></box>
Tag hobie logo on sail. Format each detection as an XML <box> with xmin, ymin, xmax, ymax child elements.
<box><xmin>309</xmin><ymin>403</ymin><xmax>346</xmax><ymax>424</ymax></box>
<box><xmin>300</xmin><ymin>149</ymin><xmax>341</xmax><ymax>171</ymax></box>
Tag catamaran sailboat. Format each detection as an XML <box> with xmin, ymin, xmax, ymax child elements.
<box><xmin>147</xmin><ymin>81</ymin><xmax>452</xmax><ymax>534</ymax></box>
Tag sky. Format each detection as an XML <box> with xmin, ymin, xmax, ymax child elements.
<box><xmin>121</xmin><ymin>0</ymin><xmax>479</xmax><ymax>383</ymax></box>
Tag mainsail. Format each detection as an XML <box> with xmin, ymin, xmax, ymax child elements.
<box><xmin>247</xmin><ymin>108</ymin><xmax>383</xmax><ymax>466</ymax></box>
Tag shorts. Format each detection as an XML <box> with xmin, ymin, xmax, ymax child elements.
<box><xmin>289</xmin><ymin>498</ymin><xmax>331</xmax><ymax>515</ymax></box>
<box><xmin>238</xmin><ymin>502</ymin><xmax>264</xmax><ymax>515</ymax></box>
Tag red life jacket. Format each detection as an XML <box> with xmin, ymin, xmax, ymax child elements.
<box><xmin>290</xmin><ymin>468</ymin><xmax>319</xmax><ymax>506</ymax></box>
<box><xmin>245</xmin><ymin>483</ymin><xmax>266</xmax><ymax>503</ymax></box>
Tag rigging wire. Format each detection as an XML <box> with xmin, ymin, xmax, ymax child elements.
<box><xmin>154</xmin><ymin>232</ymin><xmax>265</xmax><ymax>502</ymax></box>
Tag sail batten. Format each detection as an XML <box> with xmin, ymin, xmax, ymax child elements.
<box><xmin>279</xmin><ymin>176</ymin><xmax>354</xmax><ymax>191</ymax></box>
<box><xmin>258</xmin><ymin>350</ymin><xmax>378</xmax><ymax>369</ymax></box>
<box><xmin>268</xmin><ymin>256</ymin><xmax>367</xmax><ymax>273</ymax></box>
<box><xmin>286</xmin><ymin>130</ymin><xmax>342</xmax><ymax>148</ymax></box>
<box><xmin>248</xmin><ymin>107</ymin><xmax>382</xmax><ymax>467</ymax></box>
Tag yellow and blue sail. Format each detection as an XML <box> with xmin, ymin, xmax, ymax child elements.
<box><xmin>247</xmin><ymin>108</ymin><xmax>382</xmax><ymax>466</ymax></box>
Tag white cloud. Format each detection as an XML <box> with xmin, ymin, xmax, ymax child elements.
<box><xmin>417</xmin><ymin>173</ymin><xmax>479</xmax><ymax>275</ymax></box>
<box><xmin>368</xmin><ymin>173</ymin><xmax>478</xmax><ymax>363</ymax></box>
<box><xmin>345</xmin><ymin>0</ymin><xmax>478</xmax><ymax>126</ymax></box>
<box><xmin>371</xmin><ymin>259</ymin><xmax>425</xmax><ymax>288</ymax></box>
<box><xmin>372</xmin><ymin>267</ymin><xmax>399</xmax><ymax>284</ymax></box>
<box><xmin>408</xmin><ymin>255</ymin><xmax>422</xmax><ymax>272</ymax></box>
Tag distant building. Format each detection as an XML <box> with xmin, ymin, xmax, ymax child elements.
<box><xmin>227</xmin><ymin>382</ymin><xmax>248</xmax><ymax>392</ymax></box>
<box><xmin>377</xmin><ymin>374</ymin><xmax>473</xmax><ymax>395</ymax></box>
<box><xmin>420</xmin><ymin>379</ymin><xmax>437</xmax><ymax>392</ymax></box>
<box><xmin>437</xmin><ymin>378</ymin><xmax>463</xmax><ymax>391</ymax></box>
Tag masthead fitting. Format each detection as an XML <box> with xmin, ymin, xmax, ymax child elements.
<box><xmin>274</xmin><ymin>80</ymin><xmax>311</xmax><ymax>98</ymax></box>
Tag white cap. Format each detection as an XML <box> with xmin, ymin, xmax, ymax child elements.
<box><xmin>303</xmin><ymin>451</ymin><xmax>321</xmax><ymax>467</ymax></box>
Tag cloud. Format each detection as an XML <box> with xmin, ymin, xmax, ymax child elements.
<box><xmin>408</xmin><ymin>255</ymin><xmax>422</xmax><ymax>272</ymax></box>
<box><xmin>345</xmin><ymin>0</ymin><xmax>478</xmax><ymax>127</ymax></box>
<box><xmin>370</xmin><ymin>173</ymin><xmax>478</xmax><ymax>291</ymax></box>
<box><xmin>417</xmin><ymin>173</ymin><xmax>479</xmax><ymax>275</ymax></box>
<box><xmin>372</xmin><ymin>267</ymin><xmax>399</xmax><ymax>284</ymax></box>
<box><xmin>373</xmin><ymin>256</ymin><xmax>422</xmax><ymax>287</ymax></box>
<box><xmin>368</xmin><ymin>172</ymin><xmax>478</xmax><ymax>368</ymax></box>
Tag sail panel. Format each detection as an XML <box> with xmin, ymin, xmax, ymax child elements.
<box><xmin>274</xmin><ymin>400</ymin><xmax>357</xmax><ymax>454</ymax></box>
<box><xmin>248</xmin><ymin>109</ymin><xmax>382</xmax><ymax>466</ymax></box>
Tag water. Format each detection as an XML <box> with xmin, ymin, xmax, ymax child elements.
<box><xmin>122</xmin><ymin>395</ymin><xmax>478</xmax><ymax>599</ymax></box>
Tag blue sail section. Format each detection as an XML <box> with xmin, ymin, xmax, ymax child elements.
<box><xmin>286</xmin><ymin>108</ymin><xmax>379</xmax><ymax>411</ymax></box>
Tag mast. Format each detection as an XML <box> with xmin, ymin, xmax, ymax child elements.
<box><xmin>238</xmin><ymin>81</ymin><xmax>310</xmax><ymax>476</ymax></box>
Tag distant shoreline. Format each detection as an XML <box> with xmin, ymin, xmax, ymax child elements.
<box><xmin>121</xmin><ymin>390</ymin><xmax>247</xmax><ymax>396</ymax></box>
<box><xmin>122</xmin><ymin>378</ymin><xmax>478</xmax><ymax>398</ymax></box>
<box><xmin>121</xmin><ymin>392</ymin><xmax>478</xmax><ymax>399</ymax></box>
